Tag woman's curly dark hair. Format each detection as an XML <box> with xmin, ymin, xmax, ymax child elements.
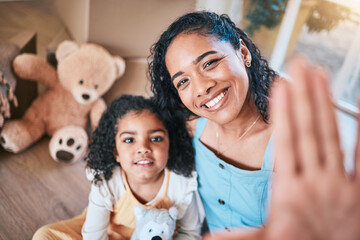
<box><xmin>86</xmin><ymin>95</ymin><xmax>194</xmax><ymax>184</ymax></box>
<box><xmin>148</xmin><ymin>11</ymin><xmax>277</xmax><ymax>123</ymax></box>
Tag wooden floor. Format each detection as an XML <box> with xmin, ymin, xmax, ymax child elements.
<box><xmin>0</xmin><ymin>137</ymin><xmax>90</xmax><ymax>239</ymax></box>
<box><xmin>0</xmin><ymin>137</ymin><xmax>90</xmax><ymax>240</ymax></box>
<box><xmin>0</xmin><ymin>2</ymin><xmax>89</xmax><ymax>239</ymax></box>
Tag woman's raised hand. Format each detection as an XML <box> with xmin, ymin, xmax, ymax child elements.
<box><xmin>203</xmin><ymin>57</ymin><xmax>360</xmax><ymax>240</ymax></box>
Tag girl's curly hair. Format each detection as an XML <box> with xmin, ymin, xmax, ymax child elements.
<box><xmin>148</xmin><ymin>11</ymin><xmax>277</xmax><ymax>123</ymax></box>
<box><xmin>86</xmin><ymin>95</ymin><xmax>194</xmax><ymax>184</ymax></box>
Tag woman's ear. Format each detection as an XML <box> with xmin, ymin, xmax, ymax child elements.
<box><xmin>239</xmin><ymin>39</ymin><xmax>252</xmax><ymax>67</ymax></box>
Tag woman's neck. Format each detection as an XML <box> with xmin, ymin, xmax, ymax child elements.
<box><xmin>216</xmin><ymin>99</ymin><xmax>262</xmax><ymax>138</ymax></box>
<box><xmin>126</xmin><ymin>170</ymin><xmax>165</xmax><ymax>204</ymax></box>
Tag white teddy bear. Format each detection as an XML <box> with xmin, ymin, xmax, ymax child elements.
<box><xmin>131</xmin><ymin>205</ymin><xmax>178</xmax><ymax>240</ymax></box>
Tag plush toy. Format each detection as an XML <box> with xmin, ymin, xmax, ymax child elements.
<box><xmin>0</xmin><ymin>40</ymin><xmax>125</xmax><ymax>163</ymax></box>
<box><xmin>131</xmin><ymin>205</ymin><xmax>178</xmax><ymax>240</ymax></box>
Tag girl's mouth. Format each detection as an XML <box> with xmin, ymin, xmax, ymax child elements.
<box><xmin>135</xmin><ymin>159</ymin><xmax>154</xmax><ymax>166</ymax></box>
<box><xmin>204</xmin><ymin>89</ymin><xmax>228</xmax><ymax>108</ymax></box>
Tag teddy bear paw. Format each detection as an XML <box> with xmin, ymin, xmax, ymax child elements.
<box><xmin>0</xmin><ymin>132</ymin><xmax>21</xmax><ymax>153</ymax></box>
<box><xmin>49</xmin><ymin>126</ymin><xmax>88</xmax><ymax>164</ymax></box>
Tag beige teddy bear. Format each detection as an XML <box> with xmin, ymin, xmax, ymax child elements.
<box><xmin>0</xmin><ymin>40</ymin><xmax>125</xmax><ymax>163</ymax></box>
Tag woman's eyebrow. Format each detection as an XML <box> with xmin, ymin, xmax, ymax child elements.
<box><xmin>171</xmin><ymin>71</ymin><xmax>184</xmax><ymax>82</ymax></box>
<box><xmin>171</xmin><ymin>50</ymin><xmax>218</xmax><ymax>82</ymax></box>
<box><xmin>193</xmin><ymin>50</ymin><xmax>218</xmax><ymax>64</ymax></box>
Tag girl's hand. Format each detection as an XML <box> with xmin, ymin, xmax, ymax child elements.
<box><xmin>203</xmin><ymin>57</ymin><xmax>360</xmax><ymax>240</ymax></box>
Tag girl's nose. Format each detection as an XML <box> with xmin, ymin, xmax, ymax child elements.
<box><xmin>136</xmin><ymin>142</ymin><xmax>151</xmax><ymax>154</ymax></box>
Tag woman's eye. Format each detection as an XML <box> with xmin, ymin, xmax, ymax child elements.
<box><xmin>151</xmin><ymin>136</ymin><xmax>164</xmax><ymax>142</ymax></box>
<box><xmin>176</xmin><ymin>78</ymin><xmax>188</xmax><ymax>89</ymax></box>
<box><xmin>124</xmin><ymin>138</ymin><xmax>134</xmax><ymax>143</ymax></box>
<box><xmin>204</xmin><ymin>59</ymin><xmax>219</xmax><ymax>69</ymax></box>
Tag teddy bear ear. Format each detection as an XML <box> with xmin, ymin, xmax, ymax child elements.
<box><xmin>169</xmin><ymin>206</ymin><xmax>178</xmax><ymax>220</ymax></box>
<box><xmin>133</xmin><ymin>205</ymin><xmax>147</xmax><ymax>220</ymax></box>
<box><xmin>56</xmin><ymin>40</ymin><xmax>80</xmax><ymax>63</ymax></box>
<box><xmin>113</xmin><ymin>56</ymin><xmax>126</xmax><ymax>79</ymax></box>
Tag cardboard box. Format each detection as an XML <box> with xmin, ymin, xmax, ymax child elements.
<box><xmin>56</xmin><ymin>0</ymin><xmax>196</xmax><ymax>57</ymax></box>
<box><xmin>2</xmin><ymin>31</ymin><xmax>38</xmax><ymax>119</ymax></box>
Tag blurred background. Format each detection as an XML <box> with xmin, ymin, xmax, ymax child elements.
<box><xmin>1</xmin><ymin>0</ymin><xmax>359</xmax><ymax>110</ymax></box>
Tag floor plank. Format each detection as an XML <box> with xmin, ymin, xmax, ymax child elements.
<box><xmin>0</xmin><ymin>137</ymin><xmax>90</xmax><ymax>239</ymax></box>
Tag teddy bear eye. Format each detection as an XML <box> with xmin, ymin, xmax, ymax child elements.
<box><xmin>94</xmin><ymin>84</ymin><xmax>98</xmax><ymax>89</ymax></box>
<box><xmin>149</xmin><ymin>229</ymin><xmax>152</xmax><ymax>233</ymax></box>
<box><xmin>79</xmin><ymin>80</ymin><xmax>84</xmax><ymax>84</ymax></box>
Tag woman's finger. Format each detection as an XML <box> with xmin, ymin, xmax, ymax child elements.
<box><xmin>287</xmin><ymin>57</ymin><xmax>321</xmax><ymax>176</ymax></box>
<box><xmin>355</xmin><ymin>100</ymin><xmax>360</xmax><ymax>180</ymax></box>
<box><xmin>311</xmin><ymin>67</ymin><xmax>343</xmax><ymax>173</ymax></box>
<box><xmin>272</xmin><ymin>80</ymin><xmax>298</xmax><ymax>175</ymax></box>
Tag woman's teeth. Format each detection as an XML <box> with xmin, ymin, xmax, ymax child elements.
<box><xmin>205</xmin><ymin>91</ymin><xmax>225</xmax><ymax>108</ymax></box>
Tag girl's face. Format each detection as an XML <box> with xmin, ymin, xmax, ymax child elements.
<box><xmin>165</xmin><ymin>33</ymin><xmax>252</xmax><ymax>125</ymax></box>
<box><xmin>115</xmin><ymin>109</ymin><xmax>169</xmax><ymax>182</ymax></box>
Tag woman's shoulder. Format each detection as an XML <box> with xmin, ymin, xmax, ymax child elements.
<box><xmin>186</xmin><ymin>116</ymin><xmax>210</xmax><ymax>138</ymax></box>
<box><xmin>186</xmin><ymin>117</ymin><xmax>198</xmax><ymax>137</ymax></box>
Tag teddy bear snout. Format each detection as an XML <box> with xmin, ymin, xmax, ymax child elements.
<box><xmin>71</xmin><ymin>87</ymin><xmax>99</xmax><ymax>104</ymax></box>
<box><xmin>151</xmin><ymin>236</ymin><xmax>162</xmax><ymax>240</ymax></box>
<box><xmin>82</xmin><ymin>94</ymin><xmax>90</xmax><ymax>100</ymax></box>
<box><xmin>56</xmin><ymin>150</ymin><xmax>74</xmax><ymax>162</ymax></box>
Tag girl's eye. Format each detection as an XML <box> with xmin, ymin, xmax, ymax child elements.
<box><xmin>124</xmin><ymin>138</ymin><xmax>134</xmax><ymax>143</ymax></box>
<box><xmin>151</xmin><ymin>136</ymin><xmax>164</xmax><ymax>142</ymax></box>
<box><xmin>176</xmin><ymin>78</ymin><xmax>188</xmax><ymax>89</ymax></box>
<box><xmin>204</xmin><ymin>59</ymin><xmax>219</xmax><ymax>69</ymax></box>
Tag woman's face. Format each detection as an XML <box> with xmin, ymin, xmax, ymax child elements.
<box><xmin>165</xmin><ymin>33</ymin><xmax>252</xmax><ymax>124</ymax></box>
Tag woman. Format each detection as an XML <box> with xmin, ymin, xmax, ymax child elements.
<box><xmin>149</xmin><ymin>11</ymin><xmax>360</xmax><ymax>239</ymax></box>
<box><xmin>149</xmin><ymin>11</ymin><xmax>277</xmax><ymax>231</ymax></box>
<box><xmin>203</xmin><ymin>56</ymin><xmax>360</xmax><ymax>240</ymax></box>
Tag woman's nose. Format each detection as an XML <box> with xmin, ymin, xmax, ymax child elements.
<box><xmin>193</xmin><ymin>75</ymin><xmax>216</xmax><ymax>97</ymax></box>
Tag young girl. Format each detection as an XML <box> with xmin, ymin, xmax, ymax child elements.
<box><xmin>33</xmin><ymin>95</ymin><xmax>203</xmax><ymax>240</ymax></box>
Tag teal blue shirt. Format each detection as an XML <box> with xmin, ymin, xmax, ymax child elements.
<box><xmin>193</xmin><ymin>117</ymin><xmax>274</xmax><ymax>232</ymax></box>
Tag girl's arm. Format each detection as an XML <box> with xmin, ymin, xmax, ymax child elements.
<box><xmin>82</xmin><ymin>184</ymin><xmax>111</xmax><ymax>240</ymax></box>
<box><xmin>174</xmin><ymin>192</ymin><xmax>204</xmax><ymax>240</ymax></box>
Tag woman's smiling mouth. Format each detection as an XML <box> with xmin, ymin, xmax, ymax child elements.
<box><xmin>204</xmin><ymin>89</ymin><xmax>228</xmax><ymax>108</ymax></box>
